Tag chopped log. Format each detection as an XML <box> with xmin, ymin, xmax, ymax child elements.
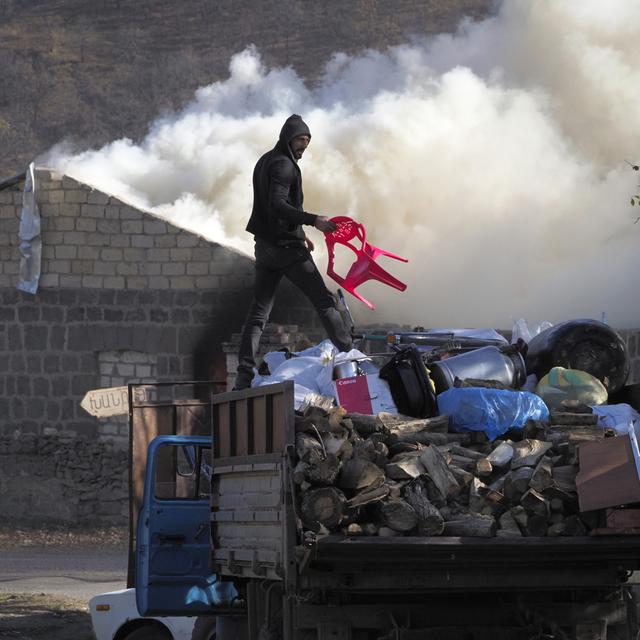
<box><xmin>547</xmin><ymin>522</ymin><xmax>566</xmax><ymax>537</ymax></box>
<box><xmin>476</xmin><ymin>458</ymin><xmax>493</xmax><ymax>478</ymax></box>
<box><xmin>486</xmin><ymin>441</ymin><xmax>514</xmax><ymax>468</ymax></box>
<box><xmin>521</xmin><ymin>488</ymin><xmax>550</xmax><ymax>517</ymax></box>
<box><xmin>321</xmin><ymin>431</ymin><xmax>351</xmax><ymax>459</ymax></box>
<box><xmin>549</xmin><ymin>512</ymin><xmax>565</xmax><ymax>525</ymax></box>
<box><xmin>542</xmin><ymin>486</ymin><xmax>579</xmax><ymax>514</ymax></box>
<box><xmin>388</xmin><ymin>442</ymin><xmax>423</xmax><ymax>457</ymax></box>
<box><xmin>443</xmin><ymin>515</ymin><xmax>496</xmax><ymax>537</ymax></box>
<box><xmin>372</xmin><ymin>441</ymin><xmax>390</xmax><ymax>468</ymax></box>
<box><xmin>449</xmin><ymin>455</ymin><xmax>477</xmax><ymax>472</ymax></box>
<box><xmin>338</xmin><ymin>457</ymin><xmax>385</xmax><ymax>491</ymax></box>
<box><xmin>419</xmin><ymin>446</ymin><xmax>460</xmax><ymax>501</ymax></box>
<box><xmin>385</xmin><ymin>415</ymin><xmax>450</xmax><ymax>445</ymax></box>
<box><xmin>295</xmin><ymin>432</ymin><xmax>324</xmax><ymax>461</ymax></box>
<box><xmin>352</xmin><ymin>438</ymin><xmax>377</xmax><ymax>461</ymax></box>
<box><xmin>568</xmin><ymin>429</ymin><xmax>605</xmax><ymax>444</ymax></box>
<box><xmin>450</xmin><ymin>444</ymin><xmax>486</xmax><ymax>461</ymax></box>
<box><xmin>511</xmin><ymin>439</ymin><xmax>553</xmax><ymax>469</ymax></box>
<box><xmin>344</xmin><ymin>523</ymin><xmax>364</xmax><ymax>536</ymax></box>
<box><xmin>384</xmin><ymin>479</ymin><xmax>406</xmax><ymax>499</ymax></box>
<box><xmin>346</xmin><ymin>413</ymin><xmax>380</xmax><ymax>436</ymax></box>
<box><xmin>296</xmin><ymin>408</ymin><xmax>332</xmax><ymax>433</ymax></box>
<box><xmin>347</xmin><ymin>483</ymin><xmax>390</xmax><ymax>508</ymax></box>
<box><xmin>564</xmin><ymin>514</ymin><xmax>588</xmax><ymax>536</ymax></box>
<box><xmin>327</xmin><ymin>406</ymin><xmax>348</xmax><ymax>431</ymax></box>
<box><xmin>503</xmin><ymin>467</ymin><xmax>535</xmax><ymax>503</ymax></box>
<box><xmin>550</xmin><ymin>498</ymin><xmax>564</xmax><ymax>513</ymax></box>
<box><xmin>402</xmin><ymin>479</ymin><xmax>445</xmax><ymax>535</ymax></box>
<box><xmin>378</xmin><ymin>498</ymin><xmax>418</xmax><ymax>532</ymax></box>
<box><xmin>301</xmin><ymin>487</ymin><xmax>346</xmax><ymax>531</ymax></box>
<box><xmin>550</xmin><ymin>411</ymin><xmax>597</xmax><ymax>426</ymax></box>
<box><xmin>497</xmin><ymin>511</ymin><xmax>522</xmax><ymax>537</ymax></box>
<box><xmin>449</xmin><ymin>465</ymin><xmax>474</xmax><ymax>487</ymax></box>
<box><xmin>488</xmin><ymin>475</ymin><xmax>506</xmax><ymax>493</ymax></box>
<box><xmin>552</xmin><ymin>465</ymin><xmax>578</xmax><ymax>493</ymax></box>
<box><xmin>511</xmin><ymin>506</ymin><xmax>528</xmax><ymax>533</ymax></box>
<box><xmin>361</xmin><ymin>523</ymin><xmax>379</xmax><ymax>536</ymax></box>
<box><xmin>378</xmin><ymin>526</ymin><xmax>401</xmax><ymax>537</ymax></box>
<box><xmin>469</xmin><ymin>477</ymin><xmax>488</xmax><ymax>513</ymax></box>
<box><xmin>454</xmin><ymin>377</ymin><xmax>510</xmax><ymax>390</ymax></box>
<box><xmin>529</xmin><ymin>457</ymin><xmax>554</xmax><ymax>493</ymax></box>
<box><xmin>385</xmin><ymin>452</ymin><xmax>425</xmax><ymax>480</ymax></box>
<box><xmin>525</xmin><ymin>514</ymin><xmax>548</xmax><ymax>537</ymax></box>
<box><xmin>292</xmin><ymin>461</ymin><xmax>308</xmax><ymax>485</ymax></box>
<box><xmin>379</xmin><ymin>412</ymin><xmax>448</xmax><ymax>431</ymax></box>
<box><xmin>304</xmin><ymin>453</ymin><xmax>341</xmax><ymax>486</ymax></box>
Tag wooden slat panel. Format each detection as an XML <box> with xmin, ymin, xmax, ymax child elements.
<box><xmin>271</xmin><ymin>392</ymin><xmax>286</xmax><ymax>453</ymax></box>
<box><xmin>218</xmin><ymin>403</ymin><xmax>231</xmax><ymax>458</ymax></box>
<box><xmin>235</xmin><ymin>399</ymin><xmax>248</xmax><ymax>457</ymax></box>
<box><xmin>253</xmin><ymin>394</ymin><xmax>267</xmax><ymax>455</ymax></box>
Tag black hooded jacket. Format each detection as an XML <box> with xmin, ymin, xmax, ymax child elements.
<box><xmin>246</xmin><ymin>114</ymin><xmax>318</xmax><ymax>246</ymax></box>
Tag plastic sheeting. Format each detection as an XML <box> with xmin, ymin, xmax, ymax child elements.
<box><xmin>16</xmin><ymin>162</ymin><xmax>42</xmax><ymax>294</ymax></box>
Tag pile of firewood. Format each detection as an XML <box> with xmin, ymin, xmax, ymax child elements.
<box><xmin>293</xmin><ymin>406</ymin><xmax>606</xmax><ymax>537</ymax></box>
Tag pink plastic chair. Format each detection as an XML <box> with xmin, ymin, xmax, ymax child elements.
<box><xmin>324</xmin><ymin>216</ymin><xmax>408</xmax><ymax>310</ymax></box>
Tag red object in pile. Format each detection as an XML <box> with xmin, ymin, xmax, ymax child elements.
<box><xmin>323</xmin><ymin>215</ymin><xmax>408</xmax><ymax>310</ymax></box>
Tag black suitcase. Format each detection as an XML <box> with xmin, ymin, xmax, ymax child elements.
<box><xmin>379</xmin><ymin>345</ymin><xmax>438</xmax><ymax>418</ymax></box>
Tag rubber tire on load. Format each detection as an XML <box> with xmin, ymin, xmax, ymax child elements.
<box><xmin>190</xmin><ymin>617</ymin><xmax>216</xmax><ymax>640</ymax></box>
<box><xmin>121</xmin><ymin>625</ymin><xmax>173</xmax><ymax>640</ymax></box>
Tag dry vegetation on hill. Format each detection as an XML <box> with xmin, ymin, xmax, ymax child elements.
<box><xmin>0</xmin><ymin>0</ymin><xmax>493</xmax><ymax>177</ymax></box>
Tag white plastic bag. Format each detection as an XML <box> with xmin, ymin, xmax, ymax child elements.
<box><xmin>511</xmin><ymin>318</ymin><xmax>553</xmax><ymax>344</ymax></box>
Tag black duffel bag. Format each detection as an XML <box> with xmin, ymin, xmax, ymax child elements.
<box><xmin>379</xmin><ymin>345</ymin><xmax>438</xmax><ymax>418</ymax></box>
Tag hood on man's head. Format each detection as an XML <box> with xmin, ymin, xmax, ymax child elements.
<box><xmin>279</xmin><ymin>114</ymin><xmax>311</xmax><ymax>144</ymax></box>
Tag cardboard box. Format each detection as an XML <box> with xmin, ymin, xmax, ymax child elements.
<box><xmin>333</xmin><ymin>374</ymin><xmax>397</xmax><ymax>415</ymax></box>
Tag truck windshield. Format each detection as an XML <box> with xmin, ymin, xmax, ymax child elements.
<box><xmin>154</xmin><ymin>442</ymin><xmax>212</xmax><ymax>500</ymax></box>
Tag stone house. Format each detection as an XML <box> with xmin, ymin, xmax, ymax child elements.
<box><xmin>0</xmin><ymin>167</ymin><xmax>319</xmax><ymax>442</ymax></box>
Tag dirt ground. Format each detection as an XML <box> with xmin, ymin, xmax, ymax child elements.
<box><xmin>0</xmin><ymin>593</ymin><xmax>94</xmax><ymax>640</ymax></box>
<box><xmin>0</xmin><ymin>524</ymin><xmax>128</xmax><ymax>640</ymax></box>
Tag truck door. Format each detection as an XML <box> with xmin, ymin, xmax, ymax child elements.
<box><xmin>136</xmin><ymin>435</ymin><xmax>236</xmax><ymax>616</ymax></box>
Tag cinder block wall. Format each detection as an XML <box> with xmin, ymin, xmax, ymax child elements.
<box><xmin>0</xmin><ymin>169</ymin><xmax>319</xmax><ymax>439</ymax></box>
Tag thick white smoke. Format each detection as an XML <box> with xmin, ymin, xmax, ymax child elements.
<box><xmin>42</xmin><ymin>0</ymin><xmax>640</xmax><ymax>329</ymax></box>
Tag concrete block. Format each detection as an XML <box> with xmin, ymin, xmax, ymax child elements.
<box><xmin>155</xmin><ymin>235</ymin><xmax>177</xmax><ymax>248</ymax></box>
<box><xmin>143</xmin><ymin>219</ymin><xmax>167</xmax><ymax>234</ymax></box>
<box><xmin>88</xmin><ymin>191</ymin><xmax>109</xmax><ymax>205</ymax></box>
<box><xmin>132</xmin><ymin>234</ymin><xmax>154</xmax><ymax>248</ymax></box>
<box><xmin>123</xmin><ymin>248</ymin><xmax>146</xmax><ymax>261</ymax></box>
<box><xmin>161</xmin><ymin>262</ymin><xmax>185</xmax><ymax>276</ymax></box>
<box><xmin>196</xmin><ymin>276</ymin><xmax>220</xmax><ymax>289</ymax></box>
<box><xmin>65</xmin><ymin>190</ymin><xmax>88</xmax><ymax>204</ymax></box>
<box><xmin>59</xmin><ymin>274</ymin><xmax>82</xmax><ymax>287</ymax></box>
<box><xmin>76</xmin><ymin>218</ymin><xmax>97</xmax><ymax>232</ymax></box>
<box><xmin>103</xmin><ymin>277</ymin><xmax>125</xmax><ymax>289</ymax></box>
<box><xmin>110</xmin><ymin>233</ymin><xmax>131</xmax><ymax>247</ymax></box>
<box><xmin>55</xmin><ymin>245</ymin><xmax>77</xmax><ymax>259</ymax></box>
<box><xmin>52</xmin><ymin>217</ymin><xmax>75</xmax><ymax>231</ymax></box>
<box><xmin>120</xmin><ymin>206</ymin><xmax>143</xmax><ymax>220</ymax></box>
<box><xmin>81</xmin><ymin>275</ymin><xmax>103</xmax><ymax>288</ymax></box>
<box><xmin>116</xmin><ymin>262</ymin><xmax>138</xmax><ymax>275</ymax></box>
<box><xmin>63</xmin><ymin>231</ymin><xmax>87</xmax><ymax>245</ymax></box>
<box><xmin>81</xmin><ymin>204</ymin><xmax>106</xmax><ymax>218</ymax></box>
<box><xmin>86</xmin><ymin>233</ymin><xmax>110</xmax><ymax>246</ymax></box>
<box><xmin>94</xmin><ymin>262</ymin><xmax>117</xmax><ymax>276</ymax></box>
<box><xmin>101</xmin><ymin>248</ymin><xmax>123</xmax><ymax>261</ymax></box>
<box><xmin>125</xmin><ymin>276</ymin><xmax>147</xmax><ymax>289</ymax></box>
<box><xmin>140</xmin><ymin>262</ymin><xmax>161</xmax><ymax>275</ymax></box>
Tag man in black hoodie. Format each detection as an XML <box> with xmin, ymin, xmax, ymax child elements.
<box><xmin>235</xmin><ymin>114</ymin><xmax>352</xmax><ymax>390</ymax></box>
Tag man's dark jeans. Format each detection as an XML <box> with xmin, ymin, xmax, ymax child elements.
<box><xmin>236</xmin><ymin>241</ymin><xmax>352</xmax><ymax>389</ymax></box>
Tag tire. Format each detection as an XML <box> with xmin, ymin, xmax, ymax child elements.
<box><xmin>121</xmin><ymin>624</ymin><xmax>173</xmax><ymax>640</ymax></box>
<box><xmin>190</xmin><ymin>616</ymin><xmax>217</xmax><ymax>640</ymax></box>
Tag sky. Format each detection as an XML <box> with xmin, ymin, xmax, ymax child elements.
<box><xmin>43</xmin><ymin>0</ymin><xmax>640</xmax><ymax>329</ymax></box>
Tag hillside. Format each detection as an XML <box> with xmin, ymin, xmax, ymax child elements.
<box><xmin>0</xmin><ymin>0</ymin><xmax>494</xmax><ymax>177</ymax></box>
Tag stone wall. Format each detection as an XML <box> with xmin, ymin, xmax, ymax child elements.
<box><xmin>0</xmin><ymin>432</ymin><xmax>127</xmax><ymax>524</ymax></box>
<box><xmin>0</xmin><ymin>168</ymin><xmax>319</xmax><ymax>440</ymax></box>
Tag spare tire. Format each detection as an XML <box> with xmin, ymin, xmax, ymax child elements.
<box><xmin>525</xmin><ymin>319</ymin><xmax>630</xmax><ymax>393</ymax></box>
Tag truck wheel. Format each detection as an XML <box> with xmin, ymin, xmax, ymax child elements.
<box><xmin>190</xmin><ymin>617</ymin><xmax>216</xmax><ymax>640</ymax></box>
<box><xmin>121</xmin><ymin>625</ymin><xmax>172</xmax><ymax>640</ymax></box>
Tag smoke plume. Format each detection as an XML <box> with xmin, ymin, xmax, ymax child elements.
<box><xmin>42</xmin><ymin>0</ymin><xmax>640</xmax><ymax>329</ymax></box>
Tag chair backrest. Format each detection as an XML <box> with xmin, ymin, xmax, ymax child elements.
<box><xmin>323</xmin><ymin>216</ymin><xmax>408</xmax><ymax>310</ymax></box>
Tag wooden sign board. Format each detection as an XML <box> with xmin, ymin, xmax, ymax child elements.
<box><xmin>80</xmin><ymin>385</ymin><xmax>149</xmax><ymax>418</ymax></box>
